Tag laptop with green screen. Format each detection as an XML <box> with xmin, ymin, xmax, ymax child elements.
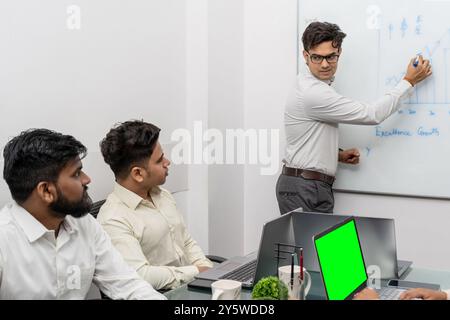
<box><xmin>313</xmin><ymin>217</ymin><xmax>407</xmax><ymax>300</ymax></box>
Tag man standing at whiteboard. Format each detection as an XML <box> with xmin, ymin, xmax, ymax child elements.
<box><xmin>276</xmin><ymin>21</ymin><xmax>432</xmax><ymax>214</ymax></box>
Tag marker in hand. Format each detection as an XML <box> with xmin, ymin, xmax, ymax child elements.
<box><xmin>404</xmin><ymin>53</ymin><xmax>431</xmax><ymax>87</ymax></box>
<box><xmin>413</xmin><ymin>53</ymin><xmax>422</xmax><ymax>68</ymax></box>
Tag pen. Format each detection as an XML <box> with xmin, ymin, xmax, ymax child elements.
<box><xmin>300</xmin><ymin>248</ymin><xmax>304</xmax><ymax>281</ymax></box>
<box><xmin>290</xmin><ymin>253</ymin><xmax>295</xmax><ymax>291</ymax></box>
<box><xmin>413</xmin><ymin>53</ymin><xmax>421</xmax><ymax>68</ymax></box>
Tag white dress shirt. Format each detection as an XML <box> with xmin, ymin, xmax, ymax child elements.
<box><xmin>0</xmin><ymin>202</ymin><xmax>166</xmax><ymax>300</ymax></box>
<box><xmin>283</xmin><ymin>69</ymin><xmax>413</xmax><ymax>176</ymax></box>
<box><xmin>97</xmin><ymin>183</ymin><xmax>213</xmax><ymax>290</ymax></box>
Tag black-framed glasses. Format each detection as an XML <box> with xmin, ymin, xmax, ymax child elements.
<box><xmin>307</xmin><ymin>52</ymin><xmax>340</xmax><ymax>64</ymax></box>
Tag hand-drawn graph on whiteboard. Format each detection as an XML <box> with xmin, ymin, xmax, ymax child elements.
<box><xmin>298</xmin><ymin>0</ymin><xmax>450</xmax><ymax>198</ymax></box>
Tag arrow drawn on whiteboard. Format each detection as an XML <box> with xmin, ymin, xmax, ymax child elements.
<box><xmin>400</xmin><ymin>18</ymin><xmax>408</xmax><ymax>38</ymax></box>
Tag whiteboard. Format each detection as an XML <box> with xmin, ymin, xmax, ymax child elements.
<box><xmin>298</xmin><ymin>0</ymin><xmax>450</xmax><ymax>199</ymax></box>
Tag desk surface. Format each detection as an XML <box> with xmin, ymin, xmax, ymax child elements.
<box><xmin>164</xmin><ymin>267</ymin><xmax>450</xmax><ymax>300</ymax></box>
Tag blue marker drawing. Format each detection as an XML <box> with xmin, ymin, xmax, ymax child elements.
<box><xmin>401</xmin><ymin>29</ymin><xmax>450</xmax><ymax>105</ymax></box>
<box><xmin>445</xmin><ymin>48</ymin><xmax>448</xmax><ymax>103</ymax></box>
<box><xmin>385</xmin><ymin>72</ymin><xmax>406</xmax><ymax>86</ymax></box>
<box><xmin>415</xmin><ymin>15</ymin><xmax>423</xmax><ymax>35</ymax></box>
<box><xmin>417</xmin><ymin>127</ymin><xmax>440</xmax><ymax>137</ymax></box>
<box><xmin>375</xmin><ymin>126</ymin><xmax>412</xmax><ymax>138</ymax></box>
<box><xmin>365</xmin><ymin>147</ymin><xmax>371</xmax><ymax>157</ymax></box>
<box><xmin>375</xmin><ymin>16</ymin><xmax>450</xmax><ymax>110</ymax></box>
<box><xmin>388</xmin><ymin>23</ymin><xmax>394</xmax><ymax>40</ymax></box>
<box><xmin>400</xmin><ymin>18</ymin><xmax>408</xmax><ymax>38</ymax></box>
<box><xmin>425</xmin><ymin>41</ymin><xmax>441</xmax><ymax>57</ymax></box>
<box><xmin>431</xmin><ymin>57</ymin><xmax>436</xmax><ymax>104</ymax></box>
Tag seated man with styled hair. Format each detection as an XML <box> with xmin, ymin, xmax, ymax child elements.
<box><xmin>97</xmin><ymin>120</ymin><xmax>212</xmax><ymax>290</ymax></box>
<box><xmin>0</xmin><ymin>129</ymin><xmax>165</xmax><ymax>300</ymax></box>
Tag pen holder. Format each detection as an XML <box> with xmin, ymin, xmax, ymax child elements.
<box><xmin>278</xmin><ymin>265</ymin><xmax>311</xmax><ymax>300</ymax></box>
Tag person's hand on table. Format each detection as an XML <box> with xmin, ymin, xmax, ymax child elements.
<box><xmin>400</xmin><ymin>288</ymin><xmax>447</xmax><ymax>300</ymax></box>
<box><xmin>353</xmin><ymin>288</ymin><xmax>380</xmax><ymax>300</ymax></box>
<box><xmin>196</xmin><ymin>266</ymin><xmax>211</xmax><ymax>273</ymax></box>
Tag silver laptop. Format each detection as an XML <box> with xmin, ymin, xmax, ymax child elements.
<box><xmin>314</xmin><ymin>217</ymin><xmax>411</xmax><ymax>300</ymax></box>
<box><xmin>196</xmin><ymin>210</ymin><xmax>412</xmax><ymax>287</ymax></box>
<box><xmin>195</xmin><ymin>213</ymin><xmax>294</xmax><ymax>288</ymax></box>
<box><xmin>292</xmin><ymin>211</ymin><xmax>412</xmax><ymax>279</ymax></box>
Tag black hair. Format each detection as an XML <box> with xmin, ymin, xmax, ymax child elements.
<box><xmin>100</xmin><ymin>120</ymin><xmax>161</xmax><ymax>179</ymax></box>
<box><xmin>3</xmin><ymin>129</ymin><xmax>87</xmax><ymax>203</ymax></box>
<box><xmin>302</xmin><ymin>22</ymin><xmax>347</xmax><ymax>51</ymax></box>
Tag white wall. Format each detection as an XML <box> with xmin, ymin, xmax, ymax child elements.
<box><xmin>0</xmin><ymin>0</ymin><xmax>212</xmax><ymax>256</ymax></box>
<box><xmin>184</xmin><ymin>0</ymin><xmax>210</xmax><ymax>252</ymax></box>
<box><xmin>242</xmin><ymin>0</ymin><xmax>298</xmax><ymax>254</ymax></box>
<box><xmin>0</xmin><ymin>0</ymin><xmax>189</xmax><ymax>206</ymax></box>
<box><xmin>203</xmin><ymin>0</ymin><xmax>297</xmax><ymax>258</ymax></box>
<box><xmin>207</xmin><ymin>0</ymin><xmax>245</xmax><ymax>258</ymax></box>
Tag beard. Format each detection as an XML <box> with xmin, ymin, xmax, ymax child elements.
<box><xmin>50</xmin><ymin>186</ymin><xmax>93</xmax><ymax>218</ymax></box>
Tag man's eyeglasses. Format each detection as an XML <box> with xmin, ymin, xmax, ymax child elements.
<box><xmin>306</xmin><ymin>52</ymin><xmax>340</xmax><ymax>64</ymax></box>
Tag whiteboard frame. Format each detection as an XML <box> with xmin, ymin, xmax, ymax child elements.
<box><xmin>333</xmin><ymin>187</ymin><xmax>450</xmax><ymax>201</ymax></box>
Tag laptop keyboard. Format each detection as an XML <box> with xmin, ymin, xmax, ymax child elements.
<box><xmin>219</xmin><ymin>260</ymin><xmax>257</xmax><ymax>283</ymax></box>
<box><xmin>378</xmin><ymin>287</ymin><xmax>406</xmax><ymax>300</ymax></box>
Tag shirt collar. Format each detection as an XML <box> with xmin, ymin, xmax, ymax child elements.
<box><xmin>62</xmin><ymin>216</ymin><xmax>79</xmax><ymax>235</ymax></box>
<box><xmin>10</xmin><ymin>202</ymin><xmax>78</xmax><ymax>243</ymax></box>
<box><xmin>113</xmin><ymin>182</ymin><xmax>162</xmax><ymax>211</ymax></box>
<box><xmin>304</xmin><ymin>67</ymin><xmax>335</xmax><ymax>86</ymax></box>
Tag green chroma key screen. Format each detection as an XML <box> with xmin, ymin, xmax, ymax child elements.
<box><xmin>315</xmin><ymin>219</ymin><xmax>368</xmax><ymax>300</ymax></box>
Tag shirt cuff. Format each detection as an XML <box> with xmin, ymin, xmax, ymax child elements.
<box><xmin>195</xmin><ymin>258</ymin><xmax>214</xmax><ymax>268</ymax></box>
<box><xmin>396</xmin><ymin>79</ymin><xmax>414</xmax><ymax>96</ymax></box>
<box><xmin>398</xmin><ymin>78</ymin><xmax>413</xmax><ymax>89</ymax></box>
<box><xmin>177</xmin><ymin>265</ymin><xmax>200</xmax><ymax>282</ymax></box>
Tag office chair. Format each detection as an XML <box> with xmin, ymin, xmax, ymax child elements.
<box><xmin>88</xmin><ymin>199</ymin><xmax>226</xmax><ymax>299</ymax></box>
<box><xmin>89</xmin><ymin>199</ymin><xmax>106</xmax><ymax>219</ymax></box>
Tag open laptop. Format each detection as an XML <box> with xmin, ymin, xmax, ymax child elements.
<box><xmin>313</xmin><ymin>217</ymin><xmax>408</xmax><ymax>300</ymax></box>
<box><xmin>194</xmin><ymin>213</ymin><xmax>294</xmax><ymax>288</ymax></box>
<box><xmin>195</xmin><ymin>211</ymin><xmax>412</xmax><ymax>288</ymax></box>
<box><xmin>292</xmin><ymin>212</ymin><xmax>412</xmax><ymax>279</ymax></box>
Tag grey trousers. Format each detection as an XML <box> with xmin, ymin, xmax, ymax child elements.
<box><xmin>275</xmin><ymin>173</ymin><xmax>334</xmax><ymax>215</ymax></box>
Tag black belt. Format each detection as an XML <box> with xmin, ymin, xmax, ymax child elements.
<box><xmin>282</xmin><ymin>166</ymin><xmax>335</xmax><ymax>185</ymax></box>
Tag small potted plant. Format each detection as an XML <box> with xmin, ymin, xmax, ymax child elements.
<box><xmin>251</xmin><ymin>276</ymin><xmax>289</xmax><ymax>300</ymax></box>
